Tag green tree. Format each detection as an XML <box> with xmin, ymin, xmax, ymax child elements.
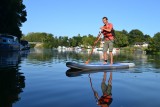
<box><xmin>82</xmin><ymin>35</ymin><xmax>89</xmax><ymax>47</ymax></box>
<box><xmin>122</xmin><ymin>29</ymin><xmax>128</xmax><ymax>35</ymax></box>
<box><xmin>76</xmin><ymin>34</ymin><xmax>82</xmax><ymax>46</ymax></box>
<box><xmin>23</xmin><ymin>32</ymin><xmax>46</xmax><ymax>42</ymax></box>
<box><xmin>53</xmin><ymin>36</ymin><xmax>59</xmax><ymax>48</ymax></box>
<box><xmin>146</xmin><ymin>38</ymin><xmax>156</xmax><ymax>54</ymax></box>
<box><xmin>153</xmin><ymin>32</ymin><xmax>160</xmax><ymax>51</ymax></box>
<box><xmin>114</xmin><ymin>31</ymin><xmax>129</xmax><ymax>47</ymax></box>
<box><xmin>70</xmin><ymin>34</ymin><xmax>82</xmax><ymax>47</ymax></box>
<box><xmin>144</xmin><ymin>34</ymin><xmax>152</xmax><ymax>42</ymax></box>
<box><xmin>22</xmin><ymin>32</ymin><xmax>56</xmax><ymax>48</ymax></box>
<box><xmin>82</xmin><ymin>34</ymin><xmax>96</xmax><ymax>48</ymax></box>
<box><xmin>128</xmin><ymin>29</ymin><xmax>144</xmax><ymax>45</ymax></box>
<box><xmin>146</xmin><ymin>32</ymin><xmax>160</xmax><ymax>54</ymax></box>
<box><xmin>42</xmin><ymin>33</ymin><xmax>55</xmax><ymax>48</ymax></box>
<box><xmin>61</xmin><ymin>36</ymin><xmax>69</xmax><ymax>47</ymax></box>
<box><xmin>0</xmin><ymin>0</ymin><xmax>27</xmax><ymax>39</ymax></box>
<box><xmin>70</xmin><ymin>38</ymin><xmax>77</xmax><ymax>47</ymax></box>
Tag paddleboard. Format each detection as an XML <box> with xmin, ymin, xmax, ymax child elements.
<box><xmin>66</xmin><ymin>61</ymin><xmax>135</xmax><ymax>70</ymax></box>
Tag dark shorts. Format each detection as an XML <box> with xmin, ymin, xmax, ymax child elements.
<box><xmin>103</xmin><ymin>40</ymin><xmax>114</xmax><ymax>52</ymax></box>
<box><xmin>101</xmin><ymin>82</ymin><xmax>112</xmax><ymax>95</ymax></box>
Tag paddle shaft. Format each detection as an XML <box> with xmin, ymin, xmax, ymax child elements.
<box><xmin>87</xmin><ymin>44</ymin><xmax>96</xmax><ymax>63</ymax></box>
<box><xmin>88</xmin><ymin>74</ymin><xmax>99</xmax><ymax>102</ymax></box>
<box><xmin>86</xmin><ymin>32</ymin><xmax>102</xmax><ymax>63</ymax></box>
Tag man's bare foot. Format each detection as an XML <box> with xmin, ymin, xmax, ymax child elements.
<box><xmin>103</xmin><ymin>62</ymin><xmax>107</xmax><ymax>64</ymax></box>
<box><xmin>85</xmin><ymin>61</ymin><xmax>89</xmax><ymax>64</ymax></box>
<box><xmin>103</xmin><ymin>59</ymin><xmax>108</xmax><ymax>64</ymax></box>
<box><xmin>110</xmin><ymin>62</ymin><xmax>113</xmax><ymax>66</ymax></box>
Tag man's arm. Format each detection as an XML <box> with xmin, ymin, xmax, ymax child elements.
<box><xmin>94</xmin><ymin>33</ymin><xmax>102</xmax><ymax>44</ymax></box>
<box><xmin>101</xmin><ymin>23</ymin><xmax>113</xmax><ymax>32</ymax></box>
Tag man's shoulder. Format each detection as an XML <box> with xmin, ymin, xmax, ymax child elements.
<box><xmin>108</xmin><ymin>23</ymin><xmax>113</xmax><ymax>26</ymax></box>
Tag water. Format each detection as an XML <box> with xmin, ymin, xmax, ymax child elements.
<box><xmin>0</xmin><ymin>49</ymin><xmax>160</xmax><ymax>107</ymax></box>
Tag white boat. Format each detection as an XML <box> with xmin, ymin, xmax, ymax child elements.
<box><xmin>87</xmin><ymin>47</ymin><xmax>120</xmax><ymax>55</ymax></box>
<box><xmin>0</xmin><ymin>34</ymin><xmax>20</xmax><ymax>51</ymax></box>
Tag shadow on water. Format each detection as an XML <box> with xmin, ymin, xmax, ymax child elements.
<box><xmin>0</xmin><ymin>50</ymin><xmax>29</xmax><ymax>107</ymax></box>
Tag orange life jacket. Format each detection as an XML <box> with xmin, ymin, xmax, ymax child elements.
<box><xmin>98</xmin><ymin>95</ymin><xmax>112</xmax><ymax>104</ymax></box>
<box><xmin>101</xmin><ymin>23</ymin><xmax>115</xmax><ymax>40</ymax></box>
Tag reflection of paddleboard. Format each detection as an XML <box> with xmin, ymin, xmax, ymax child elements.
<box><xmin>66</xmin><ymin>61</ymin><xmax>135</xmax><ymax>71</ymax></box>
<box><xmin>66</xmin><ymin>69</ymin><xmax>105</xmax><ymax>77</ymax></box>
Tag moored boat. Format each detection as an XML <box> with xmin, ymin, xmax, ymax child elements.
<box><xmin>20</xmin><ymin>40</ymin><xmax>30</xmax><ymax>50</ymax></box>
<box><xmin>0</xmin><ymin>34</ymin><xmax>20</xmax><ymax>51</ymax></box>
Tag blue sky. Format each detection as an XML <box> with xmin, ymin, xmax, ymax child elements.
<box><xmin>21</xmin><ymin>0</ymin><xmax>160</xmax><ymax>37</ymax></box>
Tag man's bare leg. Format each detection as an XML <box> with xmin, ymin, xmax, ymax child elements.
<box><xmin>110</xmin><ymin>52</ymin><xmax>113</xmax><ymax>65</ymax></box>
<box><xmin>103</xmin><ymin>52</ymin><xmax>108</xmax><ymax>64</ymax></box>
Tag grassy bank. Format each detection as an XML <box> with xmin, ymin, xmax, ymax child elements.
<box><xmin>120</xmin><ymin>46</ymin><xmax>160</xmax><ymax>55</ymax></box>
<box><xmin>120</xmin><ymin>46</ymin><xmax>147</xmax><ymax>52</ymax></box>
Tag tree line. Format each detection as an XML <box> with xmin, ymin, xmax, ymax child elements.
<box><xmin>0</xmin><ymin>0</ymin><xmax>159</xmax><ymax>54</ymax></box>
<box><xmin>0</xmin><ymin>0</ymin><xmax>27</xmax><ymax>40</ymax></box>
<box><xmin>22</xmin><ymin>30</ymin><xmax>160</xmax><ymax>54</ymax></box>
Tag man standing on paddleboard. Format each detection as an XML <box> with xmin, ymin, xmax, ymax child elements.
<box><xmin>94</xmin><ymin>17</ymin><xmax>114</xmax><ymax>65</ymax></box>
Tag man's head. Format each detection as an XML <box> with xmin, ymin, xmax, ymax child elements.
<box><xmin>102</xmin><ymin>17</ymin><xmax>108</xmax><ymax>24</ymax></box>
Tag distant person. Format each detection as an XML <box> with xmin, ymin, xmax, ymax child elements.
<box><xmin>94</xmin><ymin>17</ymin><xmax>114</xmax><ymax>65</ymax></box>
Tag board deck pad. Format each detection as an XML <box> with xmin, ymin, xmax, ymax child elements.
<box><xmin>66</xmin><ymin>61</ymin><xmax>135</xmax><ymax>71</ymax></box>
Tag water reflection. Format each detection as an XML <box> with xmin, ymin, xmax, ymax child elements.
<box><xmin>147</xmin><ymin>55</ymin><xmax>160</xmax><ymax>69</ymax></box>
<box><xmin>0</xmin><ymin>52</ymin><xmax>20</xmax><ymax>68</ymax></box>
<box><xmin>0</xmin><ymin>68</ymin><xmax>25</xmax><ymax>107</ymax></box>
<box><xmin>89</xmin><ymin>72</ymin><xmax>113</xmax><ymax>107</ymax></box>
<box><xmin>27</xmin><ymin>48</ymin><xmax>145</xmax><ymax>64</ymax></box>
<box><xmin>0</xmin><ymin>50</ymin><xmax>30</xmax><ymax>68</ymax></box>
<box><xmin>28</xmin><ymin>48</ymin><xmax>54</xmax><ymax>62</ymax></box>
<box><xmin>27</xmin><ymin>48</ymin><xmax>95</xmax><ymax>63</ymax></box>
<box><xmin>66</xmin><ymin>69</ymin><xmax>113</xmax><ymax>107</ymax></box>
<box><xmin>66</xmin><ymin>69</ymin><xmax>103</xmax><ymax>77</ymax></box>
<box><xmin>0</xmin><ymin>50</ymin><xmax>29</xmax><ymax>107</ymax></box>
<box><xmin>26</xmin><ymin>48</ymin><xmax>160</xmax><ymax>72</ymax></box>
<box><xmin>27</xmin><ymin>48</ymin><xmax>125</xmax><ymax>65</ymax></box>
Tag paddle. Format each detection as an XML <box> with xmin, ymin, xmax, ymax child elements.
<box><xmin>88</xmin><ymin>74</ymin><xmax>99</xmax><ymax>102</ymax></box>
<box><xmin>85</xmin><ymin>31</ymin><xmax>102</xmax><ymax>64</ymax></box>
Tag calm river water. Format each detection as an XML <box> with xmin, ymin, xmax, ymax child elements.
<box><xmin>0</xmin><ymin>48</ymin><xmax>160</xmax><ymax>107</ymax></box>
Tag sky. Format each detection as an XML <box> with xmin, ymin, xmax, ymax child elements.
<box><xmin>21</xmin><ymin>0</ymin><xmax>160</xmax><ymax>37</ymax></box>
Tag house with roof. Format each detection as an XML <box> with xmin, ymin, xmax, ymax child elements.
<box><xmin>134</xmin><ymin>42</ymin><xmax>149</xmax><ymax>47</ymax></box>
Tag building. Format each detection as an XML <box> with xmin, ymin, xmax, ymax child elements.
<box><xmin>134</xmin><ymin>42</ymin><xmax>149</xmax><ymax>47</ymax></box>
